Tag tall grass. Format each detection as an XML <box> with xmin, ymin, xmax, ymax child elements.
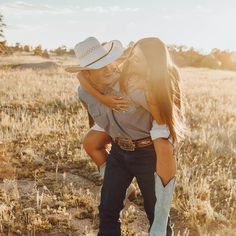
<box><xmin>0</xmin><ymin>64</ymin><xmax>235</xmax><ymax>235</ymax></box>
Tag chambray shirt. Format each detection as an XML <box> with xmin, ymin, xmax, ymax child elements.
<box><xmin>78</xmin><ymin>79</ymin><xmax>170</xmax><ymax>141</ymax></box>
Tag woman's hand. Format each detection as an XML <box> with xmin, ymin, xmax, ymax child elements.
<box><xmin>100</xmin><ymin>94</ymin><xmax>130</xmax><ymax>112</ymax></box>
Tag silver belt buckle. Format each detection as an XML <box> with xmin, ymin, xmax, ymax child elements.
<box><xmin>117</xmin><ymin>137</ymin><xmax>135</xmax><ymax>151</ymax></box>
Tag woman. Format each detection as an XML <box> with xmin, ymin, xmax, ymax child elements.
<box><xmin>119</xmin><ymin>38</ymin><xmax>186</xmax><ymax>235</ymax></box>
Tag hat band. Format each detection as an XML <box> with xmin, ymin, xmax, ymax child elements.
<box><xmin>83</xmin><ymin>42</ymin><xmax>114</xmax><ymax>68</ymax></box>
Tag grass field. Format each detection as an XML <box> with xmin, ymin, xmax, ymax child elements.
<box><xmin>0</xmin><ymin>54</ymin><xmax>235</xmax><ymax>235</ymax></box>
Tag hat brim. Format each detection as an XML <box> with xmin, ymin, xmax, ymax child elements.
<box><xmin>65</xmin><ymin>40</ymin><xmax>124</xmax><ymax>73</ymax></box>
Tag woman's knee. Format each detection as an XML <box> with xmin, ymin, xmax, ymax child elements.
<box><xmin>82</xmin><ymin>130</ymin><xmax>110</xmax><ymax>153</ymax></box>
<box><xmin>82</xmin><ymin>134</ymin><xmax>94</xmax><ymax>154</ymax></box>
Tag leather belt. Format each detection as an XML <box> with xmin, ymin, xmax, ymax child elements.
<box><xmin>114</xmin><ymin>136</ymin><xmax>153</xmax><ymax>151</ymax></box>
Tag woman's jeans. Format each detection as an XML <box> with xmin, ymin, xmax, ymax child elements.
<box><xmin>97</xmin><ymin>141</ymin><xmax>173</xmax><ymax>236</ymax></box>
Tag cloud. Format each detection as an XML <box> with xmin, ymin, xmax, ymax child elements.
<box><xmin>0</xmin><ymin>2</ymin><xmax>139</xmax><ymax>16</ymax></box>
<box><xmin>82</xmin><ymin>6</ymin><xmax>140</xmax><ymax>13</ymax></box>
<box><xmin>162</xmin><ymin>15</ymin><xmax>173</xmax><ymax>20</ymax></box>
<box><xmin>7</xmin><ymin>23</ymin><xmax>47</xmax><ymax>31</ymax></box>
<box><xmin>0</xmin><ymin>1</ymin><xmax>73</xmax><ymax>15</ymax></box>
<box><xmin>195</xmin><ymin>5</ymin><xmax>212</xmax><ymax>14</ymax></box>
<box><xmin>4</xmin><ymin>1</ymin><xmax>51</xmax><ymax>11</ymax></box>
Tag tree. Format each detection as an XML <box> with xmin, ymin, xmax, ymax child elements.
<box><xmin>0</xmin><ymin>14</ymin><xmax>8</xmax><ymax>55</ymax></box>
<box><xmin>42</xmin><ymin>49</ymin><xmax>50</xmax><ymax>58</ymax></box>
<box><xmin>54</xmin><ymin>45</ymin><xmax>67</xmax><ymax>56</ymax></box>
<box><xmin>200</xmin><ymin>55</ymin><xmax>221</xmax><ymax>69</ymax></box>
<box><xmin>34</xmin><ymin>45</ymin><xmax>43</xmax><ymax>56</ymax></box>
<box><xmin>14</xmin><ymin>42</ymin><xmax>21</xmax><ymax>51</ymax></box>
<box><xmin>0</xmin><ymin>13</ymin><xmax>6</xmax><ymax>39</ymax></box>
<box><xmin>23</xmin><ymin>45</ymin><xmax>30</xmax><ymax>52</ymax></box>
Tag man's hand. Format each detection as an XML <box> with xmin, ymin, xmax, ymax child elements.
<box><xmin>100</xmin><ymin>94</ymin><xmax>131</xmax><ymax>112</ymax></box>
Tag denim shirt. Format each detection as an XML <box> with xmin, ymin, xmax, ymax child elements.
<box><xmin>77</xmin><ymin>79</ymin><xmax>154</xmax><ymax>141</ymax></box>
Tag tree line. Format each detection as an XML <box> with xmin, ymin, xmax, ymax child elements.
<box><xmin>1</xmin><ymin>13</ymin><xmax>236</xmax><ymax>71</ymax></box>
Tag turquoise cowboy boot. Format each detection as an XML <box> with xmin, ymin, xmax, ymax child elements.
<box><xmin>149</xmin><ymin>172</ymin><xmax>176</xmax><ymax>236</ymax></box>
<box><xmin>98</xmin><ymin>161</ymin><xmax>137</xmax><ymax>204</ymax></box>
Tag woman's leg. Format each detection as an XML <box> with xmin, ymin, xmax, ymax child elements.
<box><xmin>150</xmin><ymin>139</ymin><xmax>176</xmax><ymax>236</ymax></box>
<box><xmin>82</xmin><ymin>127</ymin><xmax>111</xmax><ymax>167</ymax></box>
<box><xmin>149</xmin><ymin>121</ymin><xmax>177</xmax><ymax>183</ymax></box>
<box><xmin>148</xmin><ymin>122</ymin><xmax>177</xmax><ymax>236</ymax></box>
<box><xmin>82</xmin><ymin>124</ymin><xmax>137</xmax><ymax>202</ymax></box>
<box><xmin>153</xmin><ymin>138</ymin><xmax>177</xmax><ymax>185</ymax></box>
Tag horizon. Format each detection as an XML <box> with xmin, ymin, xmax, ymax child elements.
<box><xmin>0</xmin><ymin>0</ymin><xmax>236</xmax><ymax>53</ymax></box>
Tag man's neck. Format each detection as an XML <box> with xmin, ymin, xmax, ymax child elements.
<box><xmin>89</xmin><ymin>73</ymin><xmax>120</xmax><ymax>94</ymax></box>
<box><xmin>101</xmin><ymin>78</ymin><xmax>119</xmax><ymax>95</ymax></box>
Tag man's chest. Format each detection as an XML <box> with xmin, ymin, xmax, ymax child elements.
<box><xmin>78</xmin><ymin>85</ymin><xmax>152</xmax><ymax>139</ymax></box>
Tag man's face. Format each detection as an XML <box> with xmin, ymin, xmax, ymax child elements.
<box><xmin>87</xmin><ymin>62</ymin><xmax>117</xmax><ymax>82</ymax></box>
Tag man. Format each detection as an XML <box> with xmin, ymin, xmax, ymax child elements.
<box><xmin>65</xmin><ymin>37</ymin><xmax>174</xmax><ymax>236</ymax></box>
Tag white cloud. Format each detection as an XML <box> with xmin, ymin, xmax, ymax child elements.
<box><xmin>83</xmin><ymin>6</ymin><xmax>108</xmax><ymax>13</ymax></box>
<box><xmin>0</xmin><ymin>2</ymin><xmax>139</xmax><ymax>16</ymax></box>
<box><xmin>7</xmin><ymin>1</ymin><xmax>51</xmax><ymax>11</ymax></box>
<box><xmin>0</xmin><ymin>1</ymin><xmax>73</xmax><ymax>15</ymax></box>
<box><xmin>82</xmin><ymin>6</ymin><xmax>140</xmax><ymax>13</ymax></box>
<box><xmin>7</xmin><ymin>23</ymin><xmax>47</xmax><ymax>31</ymax></box>
<box><xmin>195</xmin><ymin>5</ymin><xmax>212</xmax><ymax>14</ymax></box>
<box><xmin>162</xmin><ymin>15</ymin><xmax>172</xmax><ymax>20</ymax></box>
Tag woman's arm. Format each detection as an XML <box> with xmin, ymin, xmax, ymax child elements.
<box><xmin>77</xmin><ymin>72</ymin><xmax>130</xmax><ymax>111</ymax></box>
<box><xmin>77</xmin><ymin>72</ymin><xmax>106</xmax><ymax>102</ymax></box>
<box><xmin>144</xmin><ymin>87</ymin><xmax>175</xmax><ymax>158</ymax></box>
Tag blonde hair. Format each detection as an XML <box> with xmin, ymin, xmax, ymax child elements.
<box><xmin>119</xmin><ymin>37</ymin><xmax>187</xmax><ymax>144</ymax></box>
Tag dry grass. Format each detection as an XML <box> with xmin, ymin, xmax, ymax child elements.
<box><xmin>0</xmin><ymin>54</ymin><xmax>235</xmax><ymax>235</ymax></box>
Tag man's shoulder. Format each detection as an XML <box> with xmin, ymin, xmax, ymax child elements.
<box><xmin>77</xmin><ymin>86</ymin><xmax>91</xmax><ymax>103</ymax></box>
<box><xmin>77</xmin><ymin>86</ymin><xmax>85</xmax><ymax>98</ymax></box>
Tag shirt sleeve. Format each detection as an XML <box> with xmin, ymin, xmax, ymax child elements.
<box><xmin>77</xmin><ymin>85</ymin><xmax>85</xmax><ymax>102</ymax></box>
<box><xmin>130</xmin><ymin>88</ymin><xmax>171</xmax><ymax>139</ymax></box>
<box><xmin>150</xmin><ymin>120</ymin><xmax>171</xmax><ymax>140</ymax></box>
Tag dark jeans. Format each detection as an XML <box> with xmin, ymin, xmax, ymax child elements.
<box><xmin>97</xmin><ymin>141</ymin><xmax>173</xmax><ymax>236</ymax></box>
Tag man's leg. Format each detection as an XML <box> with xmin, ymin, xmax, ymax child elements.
<box><xmin>98</xmin><ymin>144</ymin><xmax>133</xmax><ymax>236</ymax></box>
<box><xmin>127</xmin><ymin>145</ymin><xmax>174</xmax><ymax>236</ymax></box>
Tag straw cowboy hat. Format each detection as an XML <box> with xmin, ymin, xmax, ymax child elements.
<box><xmin>65</xmin><ymin>37</ymin><xmax>124</xmax><ymax>72</ymax></box>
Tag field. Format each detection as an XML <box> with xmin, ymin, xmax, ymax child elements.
<box><xmin>0</xmin><ymin>54</ymin><xmax>236</xmax><ymax>236</ymax></box>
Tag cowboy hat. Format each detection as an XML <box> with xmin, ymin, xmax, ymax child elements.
<box><xmin>65</xmin><ymin>37</ymin><xmax>124</xmax><ymax>73</ymax></box>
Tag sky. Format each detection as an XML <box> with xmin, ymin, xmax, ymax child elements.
<box><xmin>0</xmin><ymin>0</ymin><xmax>235</xmax><ymax>53</ymax></box>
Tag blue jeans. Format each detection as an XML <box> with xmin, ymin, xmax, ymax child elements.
<box><xmin>97</xmin><ymin>141</ymin><xmax>173</xmax><ymax>236</ymax></box>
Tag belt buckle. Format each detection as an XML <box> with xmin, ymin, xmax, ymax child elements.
<box><xmin>139</xmin><ymin>139</ymin><xmax>152</xmax><ymax>146</ymax></box>
<box><xmin>117</xmin><ymin>137</ymin><xmax>135</xmax><ymax>151</ymax></box>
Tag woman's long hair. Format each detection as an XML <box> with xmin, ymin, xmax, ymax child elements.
<box><xmin>119</xmin><ymin>37</ymin><xmax>187</xmax><ymax>144</ymax></box>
